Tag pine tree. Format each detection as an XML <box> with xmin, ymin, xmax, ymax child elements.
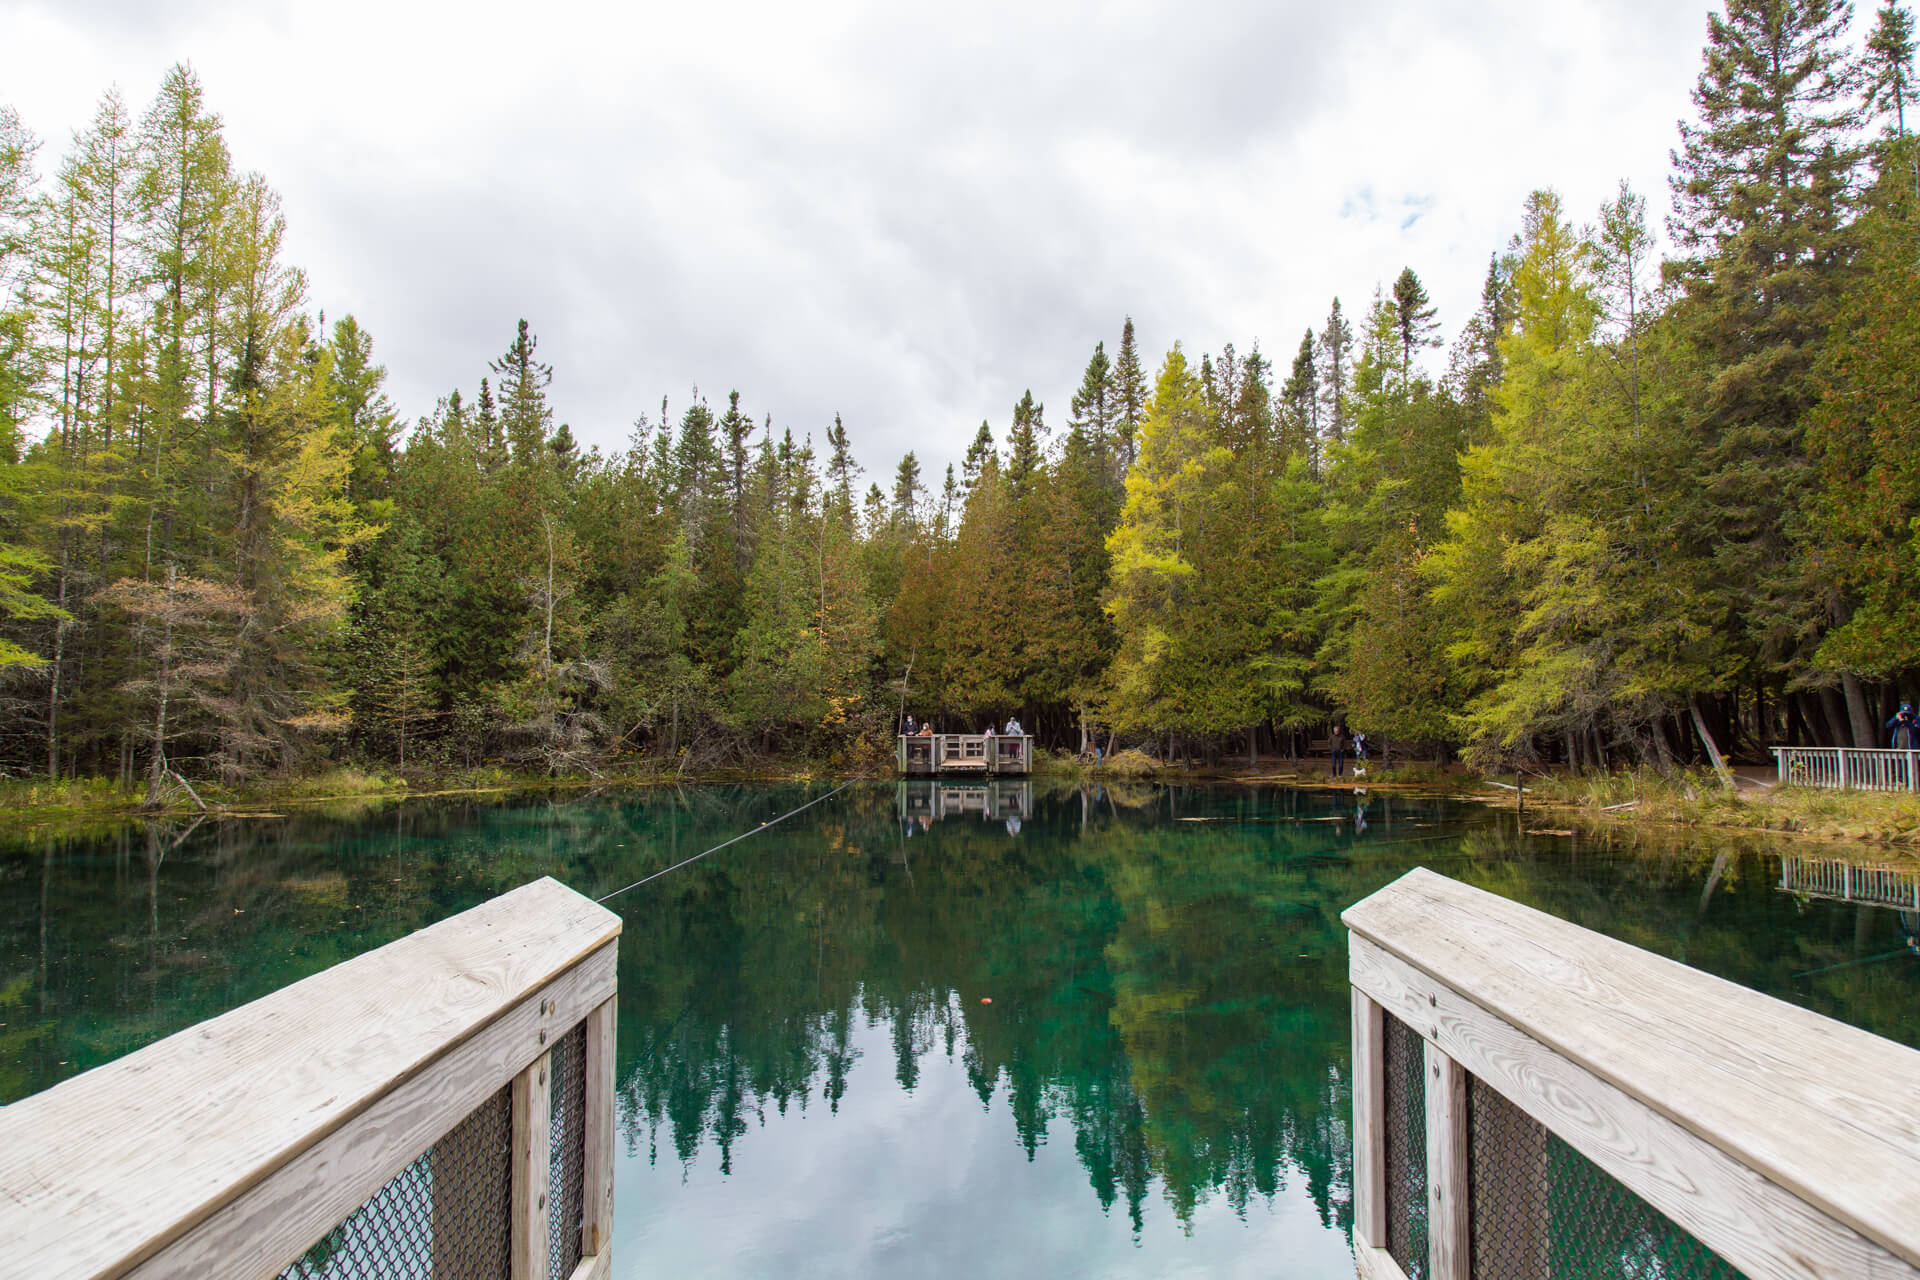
<box><xmin>1005</xmin><ymin>390</ymin><xmax>1044</xmax><ymax>498</ymax></box>
<box><xmin>488</xmin><ymin>319</ymin><xmax>553</xmax><ymax>467</ymax></box>
<box><xmin>328</xmin><ymin>314</ymin><xmax>397</xmax><ymax>508</ymax></box>
<box><xmin>135</xmin><ymin>63</ymin><xmax>233</xmax><ymax>575</ymax></box>
<box><xmin>1805</xmin><ymin>119</ymin><xmax>1920</xmax><ymax>675</ymax></box>
<box><xmin>1593</xmin><ymin>181</ymin><xmax>1657</xmax><ymax>441</ymax></box>
<box><xmin>718</xmin><ymin>390</ymin><xmax>754</xmax><ymax>571</ymax></box>
<box><xmin>1110</xmin><ymin>317</ymin><xmax>1146</xmax><ymax>475</ymax></box>
<box><xmin>1866</xmin><ymin>2</ymin><xmax>1917</xmax><ymax>138</ymax></box>
<box><xmin>1103</xmin><ymin>345</ymin><xmax>1217</xmax><ymax>734</ymax></box>
<box><xmin>1864</xmin><ymin>1</ymin><xmax>1920</xmax><ymax>255</ymax></box>
<box><xmin>474</xmin><ymin>376</ymin><xmax>501</xmax><ymax>471</ymax></box>
<box><xmin>0</xmin><ymin>106</ymin><xmax>43</xmax><ymax>467</ymax></box>
<box><xmin>1448</xmin><ymin>256</ymin><xmax>1512</xmax><ymax>423</ymax></box>
<box><xmin>961</xmin><ymin>420</ymin><xmax>994</xmax><ymax>493</ymax></box>
<box><xmin>891</xmin><ymin>451</ymin><xmax>921</xmax><ymax>525</ymax></box>
<box><xmin>824</xmin><ymin>412</ymin><xmax>859</xmax><ymax>521</ymax></box>
<box><xmin>1316</xmin><ymin>298</ymin><xmax>1352</xmax><ymax>444</ymax></box>
<box><xmin>1669</xmin><ymin>0</ymin><xmax>1862</xmax><ymax>678</ymax></box>
<box><xmin>1279</xmin><ymin>328</ymin><xmax>1318</xmax><ymax>465</ymax></box>
<box><xmin>937</xmin><ymin>463</ymin><xmax>959</xmax><ymax>538</ymax></box>
<box><xmin>1390</xmin><ymin>267</ymin><xmax>1440</xmax><ymax>381</ymax></box>
<box><xmin>1067</xmin><ymin>340</ymin><xmax>1112</xmax><ymax>468</ymax></box>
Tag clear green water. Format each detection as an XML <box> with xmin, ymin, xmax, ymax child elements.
<box><xmin>4</xmin><ymin>781</ymin><xmax>1918</xmax><ymax>1278</ymax></box>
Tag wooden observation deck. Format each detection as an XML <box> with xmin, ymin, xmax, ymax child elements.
<box><xmin>0</xmin><ymin>878</ymin><xmax>621</xmax><ymax>1280</ymax></box>
<box><xmin>897</xmin><ymin>732</ymin><xmax>1034</xmax><ymax>776</ymax></box>
<box><xmin>1345</xmin><ymin>868</ymin><xmax>1920</xmax><ymax>1280</ymax></box>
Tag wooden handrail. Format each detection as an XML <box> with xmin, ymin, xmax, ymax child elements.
<box><xmin>0</xmin><ymin>876</ymin><xmax>621</xmax><ymax>1280</ymax></box>
<box><xmin>1344</xmin><ymin>868</ymin><xmax>1920</xmax><ymax>1280</ymax></box>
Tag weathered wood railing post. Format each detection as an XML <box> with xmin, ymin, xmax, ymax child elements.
<box><xmin>1424</xmin><ymin>1041</ymin><xmax>1470</xmax><ymax>1280</ymax></box>
<box><xmin>0</xmin><ymin>876</ymin><xmax>621</xmax><ymax>1280</ymax></box>
<box><xmin>1350</xmin><ymin>988</ymin><xmax>1388</xmax><ymax>1265</ymax></box>
<box><xmin>1345</xmin><ymin>868</ymin><xmax>1920</xmax><ymax>1280</ymax></box>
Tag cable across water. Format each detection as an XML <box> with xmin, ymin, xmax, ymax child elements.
<box><xmin>595</xmin><ymin>780</ymin><xmax>859</xmax><ymax>904</ymax></box>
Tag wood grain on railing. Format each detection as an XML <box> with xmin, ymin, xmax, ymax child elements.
<box><xmin>1344</xmin><ymin>868</ymin><xmax>1920</xmax><ymax>1280</ymax></box>
<box><xmin>0</xmin><ymin>876</ymin><xmax>621</xmax><ymax>1280</ymax></box>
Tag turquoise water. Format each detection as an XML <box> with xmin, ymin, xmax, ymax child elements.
<box><xmin>3</xmin><ymin>781</ymin><xmax>1917</xmax><ymax>1277</ymax></box>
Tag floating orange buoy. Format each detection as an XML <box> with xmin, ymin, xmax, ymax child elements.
<box><xmin>981</xmin><ymin>997</ymin><xmax>992</xmax><ymax>1004</ymax></box>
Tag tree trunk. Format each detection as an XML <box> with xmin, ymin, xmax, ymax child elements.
<box><xmin>1842</xmin><ymin>672</ymin><xmax>1877</xmax><ymax>750</ymax></box>
<box><xmin>1689</xmin><ymin>697</ymin><xmax>1736</xmax><ymax>791</ymax></box>
<box><xmin>1786</xmin><ymin>693</ymin><xmax>1811</xmax><ymax>748</ymax></box>
<box><xmin>1649</xmin><ymin>715</ymin><xmax>1678</xmax><ymax>779</ymax></box>
<box><xmin>1819</xmin><ymin>686</ymin><xmax>1849</xmax><ymax>747</ymax></box>
<box><xmin>146</xmin><ymin>571</ymin><xmax>175</xmax><ymax>807</ymax></box>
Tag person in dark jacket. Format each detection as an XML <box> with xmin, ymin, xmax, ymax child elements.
<box><xmin>1330</xmin><ymin>725</ymin><xmax>1348</xmax><ymax>777</ymax></box>
<box><xmin>1889</xmin><ymin>703</ymin><xmax>1919</xmax><ymax>749</ymax></box>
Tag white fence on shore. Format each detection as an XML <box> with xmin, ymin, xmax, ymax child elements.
<box><xmin>1772</xmin><ymin>746</ymin><xmax>1920</xmax><ymax>792</ymax></box>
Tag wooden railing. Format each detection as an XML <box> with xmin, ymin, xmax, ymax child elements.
<box><xmin>1345</xmin><ymin>869</ymin><xmax>1920</xmax><ymax>1280</ymax></box>
<box><xmin>1773</xmin><ymin>745</ymin><xmax>1920</xmax><ymax>791</ymax></box>
<box><xmin>897</xmin><ymin>733</ymin><xmax>1033</xmax><ymax>774</ymax></box>
<box><xmin>0</xmin><ymin>876</ymin><xmax>621</xmax><ymax>1280</ymax></box>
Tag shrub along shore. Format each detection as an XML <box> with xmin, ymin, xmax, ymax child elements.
<box><xmin>8</xmin><ymin>754</ymin><xmax>1918</xmax><ymax>862</ymax></box>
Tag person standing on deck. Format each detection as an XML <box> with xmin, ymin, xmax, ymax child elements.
<box><xmin>1005</xmin><ymin>716</ymin><xmax>1023</xmax><ymax>736</ymax></box>
<box><xmin>1889</xmin><ymin>703</ymin><xmax>1919</xmax><ymax>749</ymax></box>
<box><xmin>1330</xmin><ymin>725</ymin><xmax>1348</xmax><ymax>777</ymax></box>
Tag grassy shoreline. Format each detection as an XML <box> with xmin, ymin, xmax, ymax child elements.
<box><xmin>0</xmin><ymin>761</ymin><xmax>872</xmax><ymax>836</ymax></box>
<box><xmin>1507</xmin><ymin>769</ymin><xmax>1920</xmax><ymax>858</ymax></box>
<box><xmin>8</xmin><ymin>756</ymin><xmax>1918</xmax><ymax>862</ymax></box>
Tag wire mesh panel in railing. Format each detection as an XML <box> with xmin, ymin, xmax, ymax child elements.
<box><xmin>1466</xmin><ymin>1076</ymin><xmax>1748</xmax><ymax>1280</ymax></box>
<box><xmin>548</xmin><ymin>1021</ymin><xmax>589</xmax><ymax>1279</ymax></box>
<box><xmin>1382</xmin><ymin>1012</ymin><xmax>1429</xmax><ymax>1280</ymax></box>
<box><xmin>279</xmin><ymin>1085</ymin><xmax>512</xmax><ymax>1280</ymax></box>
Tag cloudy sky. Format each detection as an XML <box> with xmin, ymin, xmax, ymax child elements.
<box><xmin>3</xmin><ymin>0</ymin><xmax>1710</xmax><ymax>480</ymax></box>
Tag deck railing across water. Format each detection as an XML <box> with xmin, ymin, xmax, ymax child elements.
<box><xmin>0</xmin><ymin>876</ymin><xmax>621</xmax><ymax>1280</ymax></box>
<box><xmin>896</xmin><ymin>732</ymin><xmax>1033</xmax><ymax>773</ymax></box>
<box><xmin>1772</xmin><ymin>745</ymin><xmax>1920</xmax><ymax>791</ymax></box>
<box><xmin>1345</xmin><ymin>869</ymin><xmax>1920</xmax><ymax>1280</ymax></box>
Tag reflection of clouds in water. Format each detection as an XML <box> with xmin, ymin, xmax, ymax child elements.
<box><xmin>614</xmin><ymin>1014</ymin><xmax>1353</xmax><ymax>1279</ymax></box>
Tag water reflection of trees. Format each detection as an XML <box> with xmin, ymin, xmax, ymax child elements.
<box><xmin>610</xmin><ymin>784</ymin><xmax>1415</xmax><ymax>1235</ymax></box>
<box><xmin>0</xmin><ymin>798</ymin><xmax>585</xmax><ymax>1101</ymax></box>
<box><xmin>7</xmin><ymin>782</ymin><xmax>1918</xmax><ymax>1233</ymax></box>
<box><xmin>602</xmin><ymin>785</ymin><xmax>1920</xmax><ymax>1234</ymax></box>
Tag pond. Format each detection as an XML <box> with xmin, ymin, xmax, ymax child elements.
<box><xmin>4</xmin><ymin>781</ymin><xmax>1918</xmax><ymax>1278</ymax></box>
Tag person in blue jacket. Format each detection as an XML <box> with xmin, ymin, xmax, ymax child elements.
<box><xmin>1888</xmin><ymin>702</ymin><xmax>1919</xmax><ymax>749</ymax></box>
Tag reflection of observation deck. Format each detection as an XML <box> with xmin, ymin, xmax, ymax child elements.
<box><xmin>897</xmin><ymin>780</ymin><xmax>1031</xmax><ymax>823</ymax></box>
<box><xmin>1780</xmin><ymin>856</ymin><xmax>1920</xmax><ymax>957</ymax></box>
<box><xmin>897</xmin><ymin>733</ymin><xmax>1033</xmax><ymax>776</ymax></box>
<box><xmin>1780</xmin><ymin>855</ymin><xmax>1920</xmax><ymax>912</ymax></box>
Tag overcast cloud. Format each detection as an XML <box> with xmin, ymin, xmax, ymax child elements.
<box><xmin>2</xmin><ymin>0</ymin><xmax>1707</xmax><ymax>479</ymax></box>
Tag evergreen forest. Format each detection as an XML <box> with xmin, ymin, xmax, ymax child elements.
<box><xmin>4</xmin><ymin>0</ymin><xmax>1920</xmax><ymax>795</ymax></box>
